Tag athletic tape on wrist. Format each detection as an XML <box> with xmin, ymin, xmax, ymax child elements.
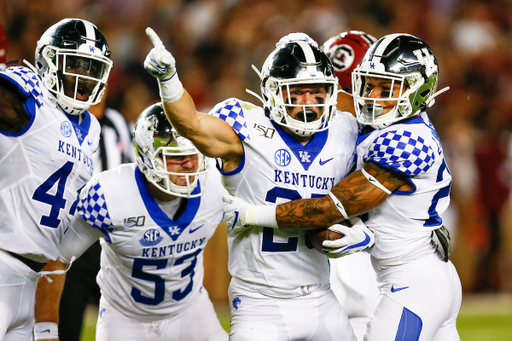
<box><xmin>159</xmin><ymin>70</ymin><xmax>184</xmax><ymax>103</ymax></box>
<box><xmin>34</xmin><ymin>322</ymin><xmax>58</xmax><ymax>340</ymax></box>
<box><xmin>246</xmin><ymin>205</ymin><xmax>278</xmax><ymax>228</ymax></box>
<box><xmin>328</xmin><ymin>192</ymin><xmax>349</xmax><ymax>220</ymax></box>
<box><xmin>361</xmin><ymin>168</ymin><xmax>392</xmax><ymax>194</ymax></box>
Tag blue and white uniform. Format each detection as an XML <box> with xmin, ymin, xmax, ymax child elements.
<box><xmin>0</xmin><ymin>66</ymin><xmax>100</xmax><ymax>340</ymax></box>
<box><xmin>0</xmin><ymin>66</ymin><xmax>100</xmax><ymax>261</ymax></box>
<box><xmin>61</xmin><ymin>162</ymin><xmax>228</xmax><ymax>341</ymax></box>
<box><xmin>211</xmin><ymin>98</ymin><xmax>359</xmax><ymax>341</ymax></box>
<box><xmin>357</xmin><ymin>113</ymin><xmax>461</xmax><ymax>341</ymax></box>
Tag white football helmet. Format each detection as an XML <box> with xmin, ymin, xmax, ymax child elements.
<box><xmin>253</xmin><ymin>40</ymin><xmax>338</xmax><ymax>137</ymax></box>
<box><xmin>35</xmin><ymin>18</ymin><xmax>113</xmax><ymax>115</ymax></box>
<box><xmin>133</xmin><ymin>103</ymin><xmax>209</xmax><ymax>198</ymax></box>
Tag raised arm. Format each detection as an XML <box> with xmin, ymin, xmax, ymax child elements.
<box><xmin>144</xmin><ymin>28</ymin><xmax>243</xmax><ymax>169</ymax></box>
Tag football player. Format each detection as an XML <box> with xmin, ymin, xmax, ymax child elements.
<box><xmin>322</xmin><ymin>30</ymin><xmax>380</xmax><ymax>341</ymax></box>
<box><xmin>37</xmin><ymin>103</ymin><xmax>228</xmax><ymax>341</ymax></box>
<box><xmin>144</xmin><ymin>30</ymin><xmax>360</xmax><ymax>340</ymax></box>
<box><xmin>224</xmin><ymin>34</ymin><xmax>461</xmax><ymax>341</ymax></box>
<box><xmin>0</xmin><ymin>18</ymin><xmax>112</xmax><ymax>341</ymax></box>
<box><xmin>58</xmin><ymin>87</ymin><xmax>135</xmax><ymax>341</ymax></box>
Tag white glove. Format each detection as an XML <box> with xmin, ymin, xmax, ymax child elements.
<box><xmin>222</xmin><ymin>195</ymin><xmax>278</xmax><ymax>234</ymax></box>
<box><xmin>222</xmin><ymin>195</ymin><xmax>252</xmax><ymax>234</ymax></box>
<box><xmin>322</xmin><ymin>217</ymin><xmax>375</xmax><ymax>258</ymax></box>
<box><xmin>144</xmin><ymin>27</ymin><xmax>184</xmax><ymax>102</ymax></box>
<box><xmin>276</xmin><ymin>32</ymin><xmax>318</xmax><ymax>48</ymax></box>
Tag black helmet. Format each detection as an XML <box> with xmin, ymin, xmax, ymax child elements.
<box><xmin>352</xmin><ymin>34</ymin><xmax>440</xmax><ymax>129</ymax></box>
<box><xmin>255</xmin><ymin>40</ymin><xmax>338</xmax><ymax>137</ymax></box>
<box><xmin>35</xmin><ymin>18</ymin><xmax>113</xmax><ymax>115</ymax></box>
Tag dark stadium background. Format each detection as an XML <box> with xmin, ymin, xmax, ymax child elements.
<box><xmin>2</xmin><ymin>0</ymin><xmax>512</xmax><ymax>339</ymax></box>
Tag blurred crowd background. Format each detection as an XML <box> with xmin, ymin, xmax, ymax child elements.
<box><xmin>2</xmin><ymin>0</ymin><xmax>512</xmax><ymax>305</ymax></box>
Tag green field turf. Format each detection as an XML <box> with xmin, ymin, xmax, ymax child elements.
<box><xmin>78</xmin><ymin>294</ymin><xmax>512</xmax><ymax>341</ymax></box>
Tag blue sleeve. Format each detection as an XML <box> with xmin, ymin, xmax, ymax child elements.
<box><xmin>208</xmin><ymin>98</ymin><xmax>250</xmax><ymax>141</ymax></box>
<box><xmin>363</xmin><ymin>129</ymin><xmax>435</xmax><ymax>177</ymax></box>
<box><xmin>77</xmin><ymin>178</ymin><xmax>113</xmax><ymax>230</ymax></box>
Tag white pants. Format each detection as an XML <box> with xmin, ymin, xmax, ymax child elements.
<box><xmin>0</xmin><ymin>250</ymin><xmax>40</xmax><ymax>341</ymax></box>
<box><xmin>365</xmin><ymin>251</ymin><xmax>462</xmax><ymax>341</ymax></box>
<box><xmin>96</xmin><ymin>290</ymin><xmax>228</xmax><ymax>341</ymax></box>
<box><xmin>330</xmin><ymin>251</ymin><xmax>380</xmax><ymax>341</ymax></box>
<box><xmin>228</xmin><ymin>280</ymin><xmax>356</xmax><ymax>341</ymax></box>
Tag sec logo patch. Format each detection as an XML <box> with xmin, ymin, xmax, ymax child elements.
<box><xmin>274</xmin><ymin>149</ymin><xmax>291</xmax><ymax>167</ymax></box>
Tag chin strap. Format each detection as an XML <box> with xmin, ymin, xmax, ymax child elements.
<box><xmin>246</xmin><ymin>88</ymin><xmax>265</xmax><ymax>106</ymax></box>
<box><xmin>426</xmin><ymin>86</ymin><xmax>450</xmax><ymax>108</ymax></box>
<box><xmin>23</xmin><ymin>59</ymin><xmax>38</xmax><ymax>73</ymax></box>
<box><xmin>251</xmin><ymin>64</ymin><xmax>263</xmax><ymax>80</ymax></box>
<box><xmin>246</xmin><ymin>64</ymin><xmax>266</xmax><ymax>107</ymax></box>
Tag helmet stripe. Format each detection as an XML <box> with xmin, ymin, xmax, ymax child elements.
<box><xmin>81</xmin><ymin>20</ymin><xmax>97</xmax><ymax>49</ymax></box>
<box><xmin>296</xmin><ymin>41</ymin><xmax>317</xmax><ymax>73</ymax></box>
<box><xmin>371</xmin><ymin>33</ymin><xmax>403</xmax><ymax>63</ymax></box>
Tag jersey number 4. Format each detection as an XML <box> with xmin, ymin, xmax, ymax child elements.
<box><xmin>32</xmin><ymin>161</ymin><xmax>80</xmax><ymax>229</ymax></box>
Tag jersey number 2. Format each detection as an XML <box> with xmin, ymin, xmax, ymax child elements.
<box><xmin>262</xmin><ymin>187</ymin><xmax>323</xmax><ymax>252</ymax></box>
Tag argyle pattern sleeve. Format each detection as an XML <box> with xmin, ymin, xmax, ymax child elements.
<box><xmin>363</xmin><ymin>128</ymin><xmax>435</xmax><ymax>177</ymax></box>
<box><xmin>77</xmin><ymin>178</ymin><xmax>113</xmax><ymax>229</ymax></box>
<box><xmin>209</xmin><ymin>98</ymin><xmax>250</xmax><ymax>141</ymax></box>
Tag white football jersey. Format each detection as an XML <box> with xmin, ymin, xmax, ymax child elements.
<box><xmin>76</xmin><ymin>163</ymin><xmax>227</xmax><ymax>321</ymax></box>
<box><xmin>210</xmin><ymin>98</ymin><xmax>359</xmax><ymax>293</ymax></box>
<box><xmin>357</xmin><ymin>112</ymin><xmax>452</xmax><ymax>259</ymax></box>
<box><xmin>0</xmin><ymin>66</ymin><xmax>100</xmax><ymax>262</ymax></box>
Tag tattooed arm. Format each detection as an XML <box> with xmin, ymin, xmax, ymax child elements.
<box><xmin>275</xmin><ymin>162</ymin><xmax>413</xmax><ymax>229</ymax></box>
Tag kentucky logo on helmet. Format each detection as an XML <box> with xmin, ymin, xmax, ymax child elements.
<box><xmin>412</xmin><ymin>48</ymin><xmax>437</xmax><ymax>76</ymax></box>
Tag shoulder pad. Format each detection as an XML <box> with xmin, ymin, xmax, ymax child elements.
<box><xmin>77</xmin><ymin>178</ymin><xmax>113</xmax><ymax>229</ymax></box>
<box><xmin>0</xmin><ymin>66</ymin><xmax>44</xmax><ymax>108</ymax></box>
<box><xmin>209</xmin><ymin>98</ymin><xmax>250</xmax><ymax>141</ymax></box>
<box><xmin>365</xmin><ymin>128</ymin><xmax>435</xmax><ymax>177</ymax></box>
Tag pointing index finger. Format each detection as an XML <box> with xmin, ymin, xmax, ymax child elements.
<box><xmin>146</xmin><ymin>27</ymin><xmax>165</xmax><ymax>52</ymax></box>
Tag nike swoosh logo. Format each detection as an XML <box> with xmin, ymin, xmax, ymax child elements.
<box><xmin>391</xmin><ymin>285</ymin><xmax>409</xmax><ymax>293</ymax></box>
<box><xmin>189</xmin><ymin>224</ymin><xmax>204</xmax><ymax>234</ymax></box>
<box><xmin>41</xmin><ymin>330</ymin><xmax>50</xmax><ymax>333</ymax></box>
<box><xmin>150</xmin><ymin>58</ymin><xmax>167</xmax><ymax>72</ymax></box>
<box><xmin>88</xmin><ymin>140</ymin><xmax>93</xmax><ymax>145</ymax></box>
<box><xmin>319</xmin><ymin>158</ymin><xmax>333</xmax><ymax>166</ymax></box>
<box><xmin>231</xmin><ymin>211</ymin><xmax>239</xmax><ymax>230</ymax></box>
<box><xmin>341</xmin><ymin>232</ymin><xmax>371</xmax><ymax>252</ymax></box>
